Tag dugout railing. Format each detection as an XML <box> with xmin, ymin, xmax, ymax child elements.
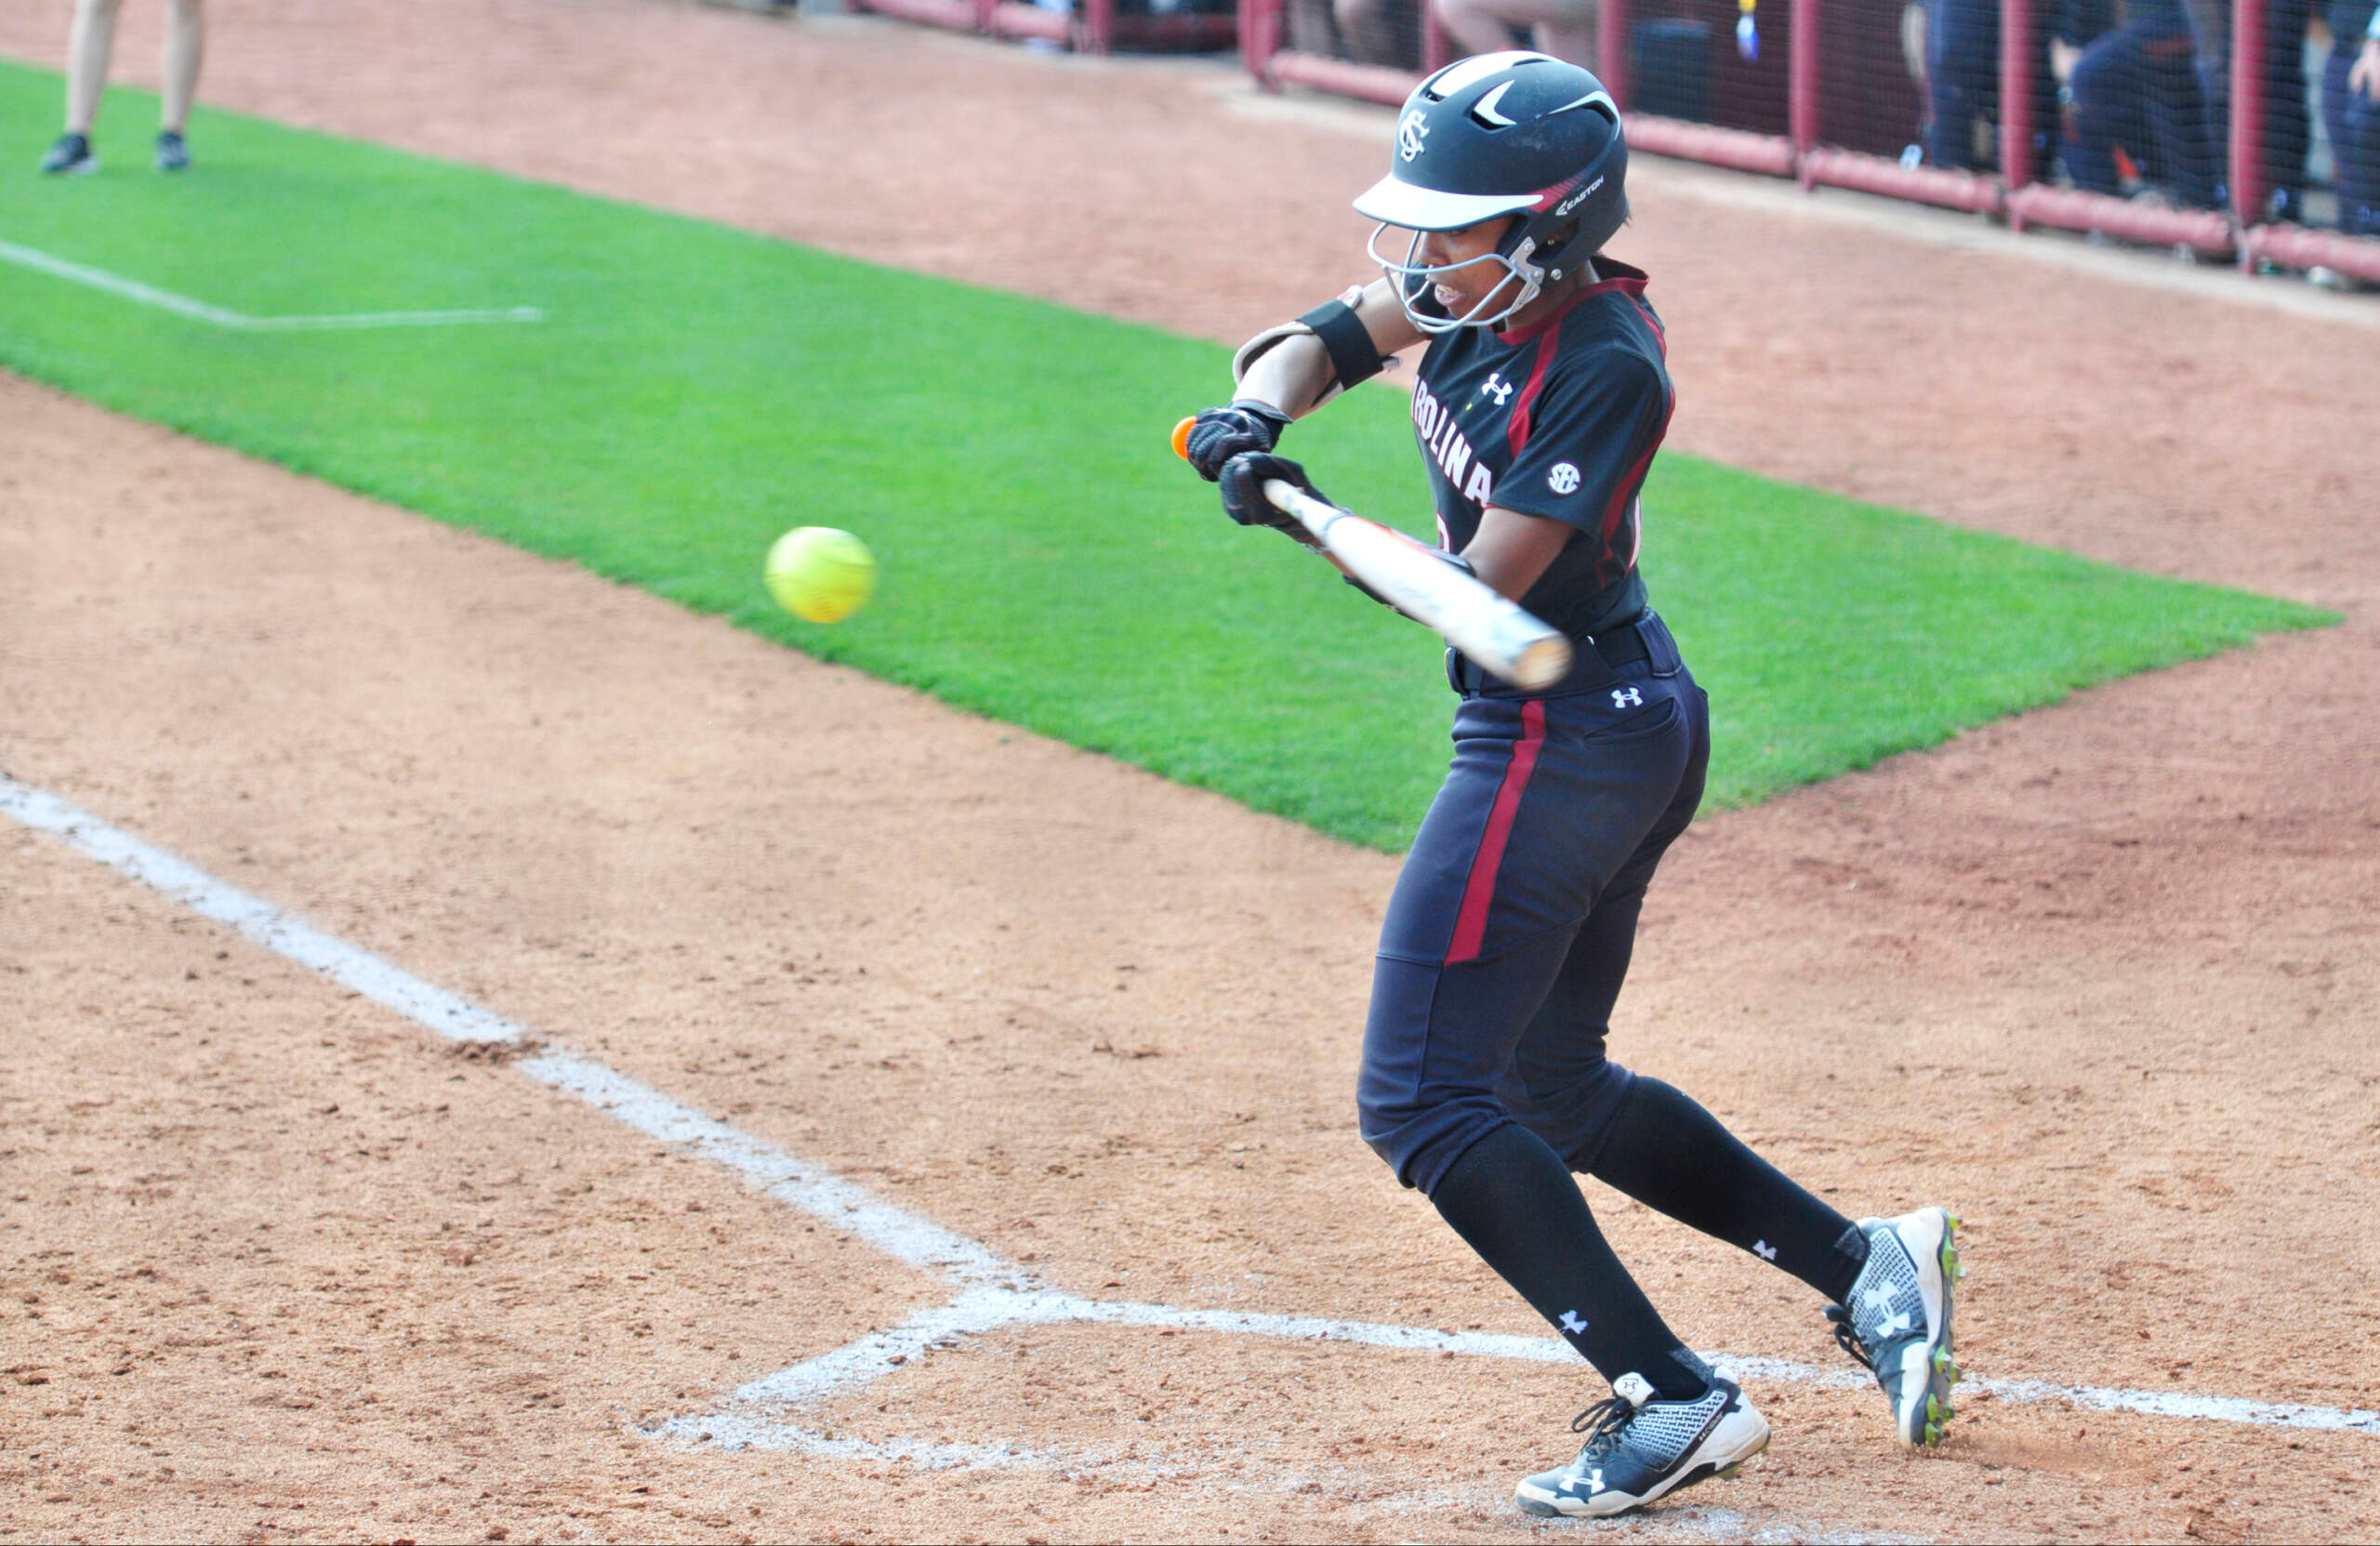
<box><xmin>850</xmin><ymin>0</ymin><xmax>1236</xmax><ymax>54</ymax></box>
<box><xmin>1239</xmin><ymin>0</ymin><xmax>2380</xmax><ymax>284</ymax></box>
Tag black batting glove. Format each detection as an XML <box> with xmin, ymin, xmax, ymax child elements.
<box><xmin>1184</xmin><ymin>400</ymin><xmax>1291</xmax><ymax>482</ymax></box>
<box><xmin>1218</xmin><ymin>452</ymin><xmax>1327</xmax><ymax>548</ymax></box>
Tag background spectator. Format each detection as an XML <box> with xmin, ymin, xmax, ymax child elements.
<box><xmin>37</xmin><ymin>0</ymin><xmax>205</xmax><ymax>175</ymax></box>
<box><xmin>1922</xmin><ymin>0</ymin><xmax>2002</xmax><ymax>168</ymax></box>
<box><xmin>2329</xmin><ymin>0</ymin><xmax>2380</xmax><ymax>233</ymax></box>
<box><xmin>2183</xmin><ymin>0</ymin><xmax>2315</xmax><ymax>222</ymax></box>
<box><xmin>2055</xmin><ymin>0</ymin><xmax>2223</xmax><ymax>208</ymax></box>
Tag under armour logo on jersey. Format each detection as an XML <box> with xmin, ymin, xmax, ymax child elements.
<box><xmin>1754</xmin><ymin>1239</ymin><xmax>1778</xmax><ymax>1261</ymax></box>
<box><xmin>1397</xmin><ymin>110</ymin><xmax>1430</xmax><ymax>162</ymax></box>
<box><xmin>1481</xmin><ymin>372</ymin><xmax>1515</xmax><ymax>406</ymax></box>
<box><xmin>1611</xmin><ymin>687</ymin><xmax>1643</xmax><ymax>709</ymax></box>
<box><xmin>1548</xmin><ymin>462</ymin><xmax>1582</xmax><ymax>495</ymax></box>
<box><xmin>1559</xmin><ymin>1310</ymin><xmax>1589</xmax><ymax>1335</ymax></box>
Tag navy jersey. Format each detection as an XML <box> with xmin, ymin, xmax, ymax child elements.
<box><xmin>1408</xmin><ymin>260</ymin><xmax>1673</xmax><ymax>641</ymax></box>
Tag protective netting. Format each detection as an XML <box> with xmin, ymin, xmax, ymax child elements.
<box><xmin>1284</xmin><ymin>0</ymin><xmax>1429</xmax><ymax>69</ymax></box>
<box><xmin>1625</xmin><ymin>0</ymin><xmax>1792</xmax><ymax>134</ymax></box>
<box><xmin>1890</xmin><ymin>0</ymin><xmax>2379</xmax><ymax>231</ymax></box>
<box><xmin>2038</xmin><ymin>0</ymin><xmax>2230</xmax><ymax>209</ymax></box>
<box><xmin>1246</xmin><ymin>0</ymin><xmax>2380</xmax><ymax>252</ymax></box>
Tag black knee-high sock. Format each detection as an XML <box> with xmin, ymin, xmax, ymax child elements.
<box><xmin>1587</xmin><ymin>1077</ymin><xmax>1869</xmax><ymax>1304</ymax></box>
<box><xmin>1431</xmin><ymin>1122</ymin><xmax>1711</xmax><ymax>1401</ymax></box>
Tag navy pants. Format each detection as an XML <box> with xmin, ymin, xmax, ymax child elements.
<box><xmin>2066</xmin><ymin>20</ymin><xmax>2221</xmax><ymax>209</ymax></box>
<box><xmin>1358</xmin><ymin>614</ymin><xmax>1709</xmax><ymax>1196</ymax></box>
<box><xmin>1924</xmin><ymin>0</ymin><xmax>2001</xmax><ymax>171</ymax></box>
<box><xmin>2324</xmin><ymin>46</ymin><xmax>2380</xmax><ymax>237</ymax></box>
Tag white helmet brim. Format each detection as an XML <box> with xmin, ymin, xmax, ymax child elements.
<box><xmin>1352</xmin><ymin>174</ymin><xmax>1536</xmax><ymax>232</ymax></box>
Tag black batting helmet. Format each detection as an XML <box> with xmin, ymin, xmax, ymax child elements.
<box><xmin>1354</xmin><ymin>51</ymin><xmax>1629</xmax><ymax>333</ymax></box>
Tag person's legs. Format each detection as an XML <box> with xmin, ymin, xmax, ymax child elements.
<box><xmin>1437</xmin><ymin>0</ymin><xmax>1593</xmax><ymax>63</ymax></box>
<box><xmin>64</xmin><ymin>0</ymin><xmax>125</xmax><ymax>137</ymax></box>
<box><xmin>1531</xmin><ymin>0</ymin><xmax>1597</xmax><ymax>73</ymax></box>
<box><xmin>2065</xmin><ymin>23</ymin><xmax>2156</xmax><ymax>194</ymax></box>
<box><xmin>1431</xmin><ymin>1115</ymin><xmax>1712</xmax><ymax>1398</ymax></box>
<box><xmin>1587</xmin><ymin>1079</ymin><xmax>1870</xmax><ymax>1301</ymax></box>
<box><xmin>2327</xmin><ymin>45</ymin><xmax>2380</xmax><ymax>233</ymax></box>
<box><xmin>1360</xmin><ymin>643</ymin><xmax>1706</xmax><ymax>1397</ymax></box>
<box><xmin>2140</xmin><ymin>28</ymin><xmax>2219</xmax><ymax>207</ymax></box>
<box><xmin>1433</xmin><ymin>0</ymin><xmax>1522</xmax><ymax>59</ymax></box>
<box><xmin>1924</xmin><ymin>0</ymin><xmax>2001</xmax><ymax>169</ymax></box>
<box><xmin>1533</xmin><ymin>20</ymin><xmax>1596</xmax><ymax>73</ymax></box>
<box><xmin>1490</xmin><ymin>664</ymin><xmax>1963</xmax><ymax>1451</ymax></box>
<box><xmin>163</xmin><ymin>0</ymin><xmax>204</xmax><ymax>137</ymax></box>
<box><xmin>1502</xmin><ymin>681</ymin><xmax>1869</xmax><ymax>1305</ymax></box>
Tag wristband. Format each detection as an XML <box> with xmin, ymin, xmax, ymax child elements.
<box><xmin>1295</xmin><ymin>297</ymin><xmax>1386</xmax><ymax>393</ymax></box>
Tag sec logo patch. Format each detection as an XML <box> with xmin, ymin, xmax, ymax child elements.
<box><xmin>1548</xmin><ymin>462</ymin><xmax>1582</xmax><ymax>495</ymax></box>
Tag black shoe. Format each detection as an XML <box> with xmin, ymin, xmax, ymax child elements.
<box><xmin>155</xmin><ymin>130</ymin><xmax>191</xmax><ymax>172</ymax></box>
<box><xmin>39</xmin><ymin>132</ymin><xmax>98</xmax><ymax>176</ymax></box>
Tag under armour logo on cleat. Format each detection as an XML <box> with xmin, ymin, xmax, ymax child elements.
<box><xmin>1611</xmin><ymin>687</ymin><xmax>1643</xmax><ymax>708</ymax></box>
<box><xmin>1753</xmin><ymin>1239</ymin><xmax>1778</xmax><ymax>1261</ymax></box>
<box><xmin>1855</xmin><ymin>1279</ymin><xmax>1904</xmax><ymax>1324</ymax></box>
<box><xmin>1559</xmin><ymin>1310</ymin><xmax>1589</xmax><ymax>1335</ymax></box>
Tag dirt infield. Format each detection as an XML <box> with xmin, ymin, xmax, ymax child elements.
<box><xmin>3</xmin><ymin>2</ymin><xmax>2377</xmax><ymax>1540</ymax></box>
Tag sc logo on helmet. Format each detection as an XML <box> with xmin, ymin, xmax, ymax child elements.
<box><xmin>1397</xmin><ymin>110</ymin><xmax>1430</xmax><ymax>162</ymax></box>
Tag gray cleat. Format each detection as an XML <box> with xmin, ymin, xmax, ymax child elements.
<box><xmin>1827</xmin><ymin>1206</ymin><xmax>1964</xmax><ymax>1447</ymax></box>
<box><xmin>1514</xmin><ymin>1372</ymin><xmax>1770</xmax><ymax>1519</ymax></box>
<box><xmin>40</xmin><ymin>132</ymin><xmax>99</xmax><ymax>176</ymax></box>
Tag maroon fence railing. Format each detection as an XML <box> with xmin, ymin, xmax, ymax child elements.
<box><xmin>1237</xmin><ymin>0</ymin><xmax>2380</xmax><ymax>284</ymax></box>
<box><xmin>851</xmin><ymin>0</ymin><xmax>1238</xmax><ymax>55</ymax></box>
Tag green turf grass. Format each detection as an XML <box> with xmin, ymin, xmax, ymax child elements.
<box><xmin>0</xmin><ymin>64</ymin><xmax>2334</xmax><ymax>850</ymax></box>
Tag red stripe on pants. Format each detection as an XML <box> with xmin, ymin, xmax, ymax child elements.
<box><xmin>1444</xmin><ymin>698</ymin><xmax>1548</xmax><ymax>965</ymax></box>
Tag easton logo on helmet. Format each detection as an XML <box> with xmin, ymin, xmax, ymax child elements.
<box><xmin>1554</xmin><ymin>175</ymin><xmax>1606</xmax><ymax>218</ymax></box>
<box><xmin>1397</xmin><ymin>109</ymin><xmax>1430</xmax><ymax>162</ymax></box>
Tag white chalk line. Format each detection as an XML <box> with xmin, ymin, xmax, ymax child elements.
<box><xmin>0</xmin><ymin>237</ymin><xmax>545</xmax><ymax>330</ymax></box>
<box><xmin>3</xmin><ymin>773</ymin><xmax>2372</xmax><ymax>1493</ymax></box>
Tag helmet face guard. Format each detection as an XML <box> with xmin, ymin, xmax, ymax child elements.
<box><xmin>1366</xmin><ymin>223</ymin><xmax>1546</xmax><ymax>336</ymax></box>
<box><xmin>1354</xmin><ymin>51</ymin><xmax>1629</xmax><ymax>335</ymax></box>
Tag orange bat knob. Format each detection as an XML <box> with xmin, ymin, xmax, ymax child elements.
<box><xmin>1170</xmin><ymin>416</ymin><xmax>1196</xmax><ymax>461</ymax></box>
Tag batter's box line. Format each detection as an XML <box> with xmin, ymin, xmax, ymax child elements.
<box><xmin>641</xmin><ymin>1305</ymin><xmax>1922</xmax><ymax>1546</ymax></box>
<box><xmin>3</xmin><ymin>772</ymin><xmax>2373</xmax><ymax>1460</ymax></box>
<box><xmin>0</xmin><ymin>237</ymin><xmax>546</xmax><ymax>330</ymax></box>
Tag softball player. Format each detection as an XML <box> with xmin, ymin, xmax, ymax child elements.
<box><xmin>1183</xmin><ymin>51</ymin><xmax>1964</xmax><ymax>1519</ymax></box>
<box><xmin>37</xmin><ymin>0</ymin><xmax>204</xmax><ymax>175</ymax></box>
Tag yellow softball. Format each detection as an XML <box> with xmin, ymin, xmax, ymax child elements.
<box><xmin>763</xmin><ymin>526</ymin><xmax>876</xmax><ymax>625</ymax></box>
